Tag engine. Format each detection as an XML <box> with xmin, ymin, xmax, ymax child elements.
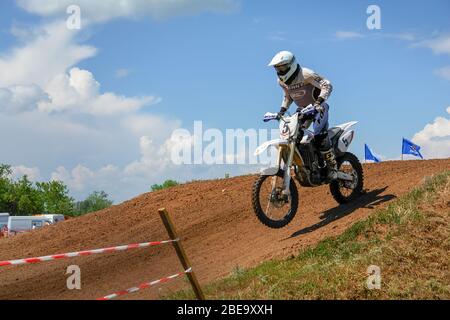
<box><xmin>295</xmin><ymin>144</ymin><xmax>322</xmax><ymax>187</ymax></box>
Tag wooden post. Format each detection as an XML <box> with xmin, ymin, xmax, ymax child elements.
<box><xmin>158</xmin><ymin>208</ymin><xmax>205</xmax><ymax>300</ymax></box>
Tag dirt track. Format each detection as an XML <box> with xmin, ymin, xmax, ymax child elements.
<box><xmin>0</xmin><ymin>159</ymin><xmax>448</xmax><ymax>300</ymax></box>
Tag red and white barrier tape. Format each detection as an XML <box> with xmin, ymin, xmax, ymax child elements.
<box><xmin>0</xmin><ymin>239</ymin><xmax>178</xmax><ymax>267</ymax></box>
<box><xmin>97</xmin><ymin>267</ymin><xmax>192</xmax><ymax>300</ymax></box>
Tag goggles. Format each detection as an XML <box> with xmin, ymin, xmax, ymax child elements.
<box><xmin>275</xmin><ymin>63</ymin><xmax>290</xmax><ymax>75</ymax></box>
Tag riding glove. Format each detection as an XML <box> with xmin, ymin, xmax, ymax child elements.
<box><xmin>277</xmin><ymin>107</ymin><xmax>288</xmax><ymax>120</ymax></box>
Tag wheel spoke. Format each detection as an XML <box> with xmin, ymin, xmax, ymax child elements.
<box><xmin>258</xmin><ymin>175</ymin><xmax>290</xmax><ymax>221</ymax></box>
<box><xmin>330</xmin><ymin>153</ymin><xmax>363</xmax><ymax>205</ymax></box>
<box><xmin>271</xmin><ymin>176</ymin><xmax>278</xmax><ymax>189</ymax></box>
<box><xmin>265</xmin><ymin>198</ymin><xmax>273</xmax><ymax>218</ymax></box>
<box><xmin>339</xmin><ymin>161</ymin><xmax>356</xmax><ymax>197</ymax></box>
<box><xmin>253</xmin><ymin>172</ymin><xmax>299</xmax><ymax>229</ymax></box>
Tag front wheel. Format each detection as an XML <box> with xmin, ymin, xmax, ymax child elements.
<box><xmin>330</xmin><ymin>152</ymin><xmax>364</xmax><ymax>204</ymax></box>
<box><xmin>252</xmin><ymin>171</ymin><xmax>299</xmax><ymax>229</ymax></box>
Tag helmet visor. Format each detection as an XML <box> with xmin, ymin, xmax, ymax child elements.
<box><xmin>275</xmin><ymin>63</ymin><xmax>290</xmax><ymax>76</ymax></box>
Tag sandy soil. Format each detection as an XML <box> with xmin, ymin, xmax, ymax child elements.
<box><xmin>0</xmin><ymin>159</ymin><xmax>448</xmax><ymax>300</ymax></box>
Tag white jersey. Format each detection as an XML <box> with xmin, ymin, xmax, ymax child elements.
<box><xmin>279</xmin><ymin>66</ymin><xmax>333</xmax><ymax>110</ymax></box>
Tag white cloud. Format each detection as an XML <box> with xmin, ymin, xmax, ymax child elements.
<box><xmin>0</xmin><ymin>22</ymin><xmax>102</xmax><ymax>116</ymax></box>
<box><xmin>121</xmin><ymin>114</ymin><xmax>180</xmax><ymax>139</ymax></box>
<box><xmin>387</xmin><ymin>33</ymin><xmax>416</xmax><ymax>41</ymax></box>
<box><xmin>88</xmin><ymin>92</ymin><xmax>159</xmax><ymax>115</ymax></box>
<box><xmin>16</xmin><ymin>0</ymin><xmax>239</xmax><ymax>23</ymax></box>
<box><xmin>0</xmin><ymin>84</ymin><xmax>49</xmax><ymax>114</ymax></box>
<box><xmin>434</xmin><ymin>66</ymin><xmax>450</xmax><ymax>81</ymax></box>
<box><xmin>334</xmin><ymin>31</ymin><xmax>417</xmax><ymax>42</ymax></box>
<box><xmin>11</xmin><ymin>165</ymin><xmax>41</xmax><ymax>181</ymax></box>
<box><xmin>0</xmin><ymin>105</ymin><xmax>184</xmax><ymax>201</ymax></box>
<box><xmin>115</xmin><ymin>68</ymin><xmax>131</xmax><ymax>79</ymax></box>
<box><xmin>268</xmin><ymin>32</ymin><xmax>287</xmax><ymax>42</ymax></box>
<box><xmin>373</xmin><ymin>32</ymin><xmax>416</xmax><ymax>41</ymax></box>
<box><xmin>417</xmin><ymin>35</ymin><xmax>450</xmax><ymax>55</ymax></box>
<box><xmin>49</xmin><ymin>133</ymin><xmax>183</xmax><ymax>201</ymax></box>
<box><xmin>0</xmin><ymin>66</ymin><xmax>160</xmax><ymax>116</ymax></box>
<box><xmin>44</xmin><ymin>126</ymin><xmax>265</xmax><ymax>202</ymax></box>
<box><xmin>124</xmin><ymin>136</ymin><xmax>171</xmax><ymax>177</ymax></box>
<box><xmin>0</xmin><ymin>22</ymin><xmax>97</xmax><ymax>88</ymax></box>
<box><xmin>10</xmin><ymin>24</ymin><xmax>48</xmax><ymax>43</ymax></box>
<box><xmin>0</xmin><ymin>1</ymin><xmax>246</xmax><ymax>203</ymax></box>
<box><xmin>335</xmin><ymin>31</ymin><xmax>364</xmax><ymax>40</ymax></box>
<box><xmin>412</xmin><ymin>107</ymin><xmax>450</xmax><ymax>159</ymax></box>
<box><xmin>51</xmin><ymin>165</ymin><xmax>94</xmax><ymax>191</ymax></box>
<box><xmin>0</xmin><ymin>110</ymin><xmax>120</xmax><ymax>169</ymax></box>
<box><xmin>414</xmin><ymin>35</ymin><xmax>450</xmax><ymax>81</ymax></box>
<box><xmin>23</xmin><ymin>67</ymin><xmax>159</xmax><ymax>115</ymax></box>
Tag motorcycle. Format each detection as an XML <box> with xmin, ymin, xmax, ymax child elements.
<box><xmin>252</xmin><ymin>104</ymin><xmax>364</xmax><ymax>229</ymax></box>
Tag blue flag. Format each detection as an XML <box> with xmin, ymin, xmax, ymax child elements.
<box><xmin>402</xmin><ymin>138</ymin><xmax>424</xmax><ymax>159</ymax></box>
<box><xmin>365</xmin><ymin>144</ymin><xmax>381</xmax><ymax>163</ymax></box>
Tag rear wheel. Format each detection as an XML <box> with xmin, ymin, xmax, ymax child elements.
<box><xmin>252</xmin><ymin>171</ymin><xmax>299</xmax><ymax>229</ymax></box>
<box><xmin>330</xmin><ymin>152</ymin><xmax>364</xmax><ymax>204</ymax></box>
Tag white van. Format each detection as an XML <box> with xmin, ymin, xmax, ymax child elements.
<box><xmin>0</xmin><ymin>213</ymin><xmax>9</xmax><ymax>229</ymax></box>
<box><xmin>7</xmin><ymin>216</ymin><xmax>52</xmax><ymax>234</ymax></box>
<box><xmin>33</xmin><ymin>214</ymin><xmax>65</xmax><ymax>224</ymax></box>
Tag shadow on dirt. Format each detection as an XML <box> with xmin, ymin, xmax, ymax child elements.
<box><xmin>288</xmin><ymin>187</ymin><xmax>396</xmax><ymax>238</ymax></box>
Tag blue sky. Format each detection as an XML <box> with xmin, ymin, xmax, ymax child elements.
<box><xmin>0</xmin><ymin>0</ymin><xmax>449</xmax><ymax>202</ymax></box>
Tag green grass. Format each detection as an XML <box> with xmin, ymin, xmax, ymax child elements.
<box><xmin>167</xmin><ymin>170</ymin><xmax>450</xmax><ymax>300</ymax></box>
<box><xmin>150</xmin><ymin>180</ymin><xmax>179</xmax><ymax>192</ymax></box>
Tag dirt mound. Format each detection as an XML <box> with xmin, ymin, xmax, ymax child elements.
<box><xmin>0</xmin><ymin>159</ymin><xmax>448</xmax><ymax>300</ymax></box>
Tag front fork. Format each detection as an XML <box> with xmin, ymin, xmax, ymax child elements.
<box><xmin>281</xmin><ymin>141</ymin><xmax>296</xmax><ymax>197</ymax></box>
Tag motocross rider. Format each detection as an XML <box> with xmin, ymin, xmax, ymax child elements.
<box><xmin>268</xmin><ymin>50</ymin><xmax>338</xmax><ymax>181</ymax></box>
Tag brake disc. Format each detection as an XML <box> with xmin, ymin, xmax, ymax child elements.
<box><xmin>270</xmin><ymin>187</ymin><xmax>287</xmax><ymax>208</ymax></box>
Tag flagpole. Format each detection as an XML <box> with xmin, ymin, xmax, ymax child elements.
<box><xmin>401</xmin><ymin>138</ymin><xmax>403</xmax><ymax>161</ymax></box>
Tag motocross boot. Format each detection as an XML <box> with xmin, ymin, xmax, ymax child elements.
<box><xmin>321</xmin><ymin>148</ymin><xmax>338</xmax><ymax>181</ymax></box>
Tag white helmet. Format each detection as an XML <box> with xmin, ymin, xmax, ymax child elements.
<box><xmin>268</xmin><ymin>51</ymin><xmax>300</xmax><ymax>84</ymax></box>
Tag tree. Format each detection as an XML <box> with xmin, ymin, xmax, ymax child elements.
<box><xmin>151</xmin><ymin>180</ymin><xmax>179</xmax><ymax>192</ymax></box>
<box><xmin>74</xmin><ymin>191</ymin><xmax>113</xmax><ymax>216</ymax></box>
<box><xmin>8</xmin><ymin>175</ymin><xmax>43</xmax><ymax>215</ymax></box>
<box><xmin>0</xmin><ymin>164</ymin><xmax>75</xmax><ymax>216</ymax></box>
<box><xmin>36</xmin><ymin>181</ymin><xmax>75</xmax><ymax>215</ymax></box>
<box><xmin>0</xmin><ymin>166</ymin><xmax>44</xmax><ymax>215</ymax></box>
<box><xmin>0</xmin><ymin>164</ymin><xmax>13</xmax><ymax>213</ymax></box>
<box><xmin>0</xmin><ymin>163</ymin><xmax>114</xmax><ymax>217</ymax></box>
<box><xmin>0</xmin><ymin>164</ymin><xmax>12</xmax><ymax>179</ymax></box>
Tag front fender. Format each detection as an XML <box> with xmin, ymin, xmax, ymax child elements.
<box><xmin>260</xmin><ymin>167</ymin><xmax>282</xmax><ymax>176</ymax></box>
<box><xmin>254</xmin><ymin>138</ymin><xmax>289</xmax><ymax>156</ymax></box>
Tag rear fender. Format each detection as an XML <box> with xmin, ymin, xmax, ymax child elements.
<box><xmin>335</xmin><ymin>121</ymin><xmax>357</xmax><ymax>153</ymax></box>
<box><xmin>337</xmin><ymin>130</ymin><xmax>355</xmax><ymax>153</ymax></box>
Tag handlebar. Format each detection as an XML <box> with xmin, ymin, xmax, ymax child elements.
<box><xmin>262</xmin><ymin>104</ymin><xmax>317</xmax><ymax>123</ymax></box>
